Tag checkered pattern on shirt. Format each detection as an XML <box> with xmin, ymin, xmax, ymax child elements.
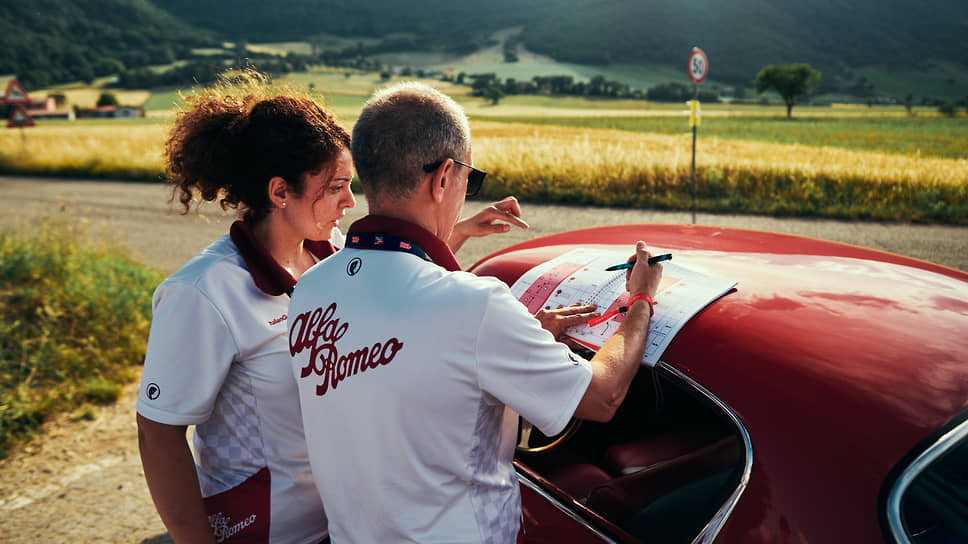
<box><xmin>468</xmin><ymin>399</ymin><xmax>522</xmax><ymax>544</ymax></box>
<box><xmin>194</xmin><ymin>369</ymin><xmax>266</xmax><ymax>495</ymax></box>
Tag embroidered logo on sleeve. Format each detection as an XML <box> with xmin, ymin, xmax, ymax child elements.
<box><xmin>289</xmin><ymin>302</ymin><xmax>404</xmax><ymax>396</ymax></box>
<box><xmin>146</xmin><ymin>383</ymin><xmax>161</xmax><ymax>400</ymax></box>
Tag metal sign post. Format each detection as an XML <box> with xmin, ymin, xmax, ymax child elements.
<box><xmin>687</xmin><ymin>48</ymin><xmax>708</xmax><ymax>224</ymax></box>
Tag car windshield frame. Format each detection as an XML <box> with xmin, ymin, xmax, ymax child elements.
<box><xmin>514</xmin><ymin>361</ymin><xmax>753</xmax><ymax>544</ymax></box>
<box><xmin>885</xmin><ymin>412</ymin><xmax>968</xmax><ymax>543</ymax></box>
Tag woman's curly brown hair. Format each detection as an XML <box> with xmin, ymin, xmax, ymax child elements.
<box><xmin>165</xmin><ymin>71</ymin><xmax>350</xmax><ymax>222</ymax></box>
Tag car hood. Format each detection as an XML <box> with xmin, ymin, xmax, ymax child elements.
<box><xmin>469</xmin><ymin>223</ymin><xmax>968</xmax><ymax>472</ymax></box>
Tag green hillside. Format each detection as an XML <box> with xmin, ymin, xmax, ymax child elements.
<box><xmin>156</xmin><ymin>0</ymin><xmax>968</xmax><ymax>99</ymax></box>
<box><xmin>0</xmin><ymin>0</ymin><xmax>215</xmax><ymax>89</ymax></box>
<box><xmin>4</xmin><ymin>0</ymin><xmax>967</xmax><ymax>101</ymax></box>
<box><xmin>520</xmin><ymin>0</ymin><xmax>968</xmax><ymax>91</ymax></box>
<box><xmin>155</xmin><ymin>0</ymin><xmax>527</xmax><ymax>53</ymax></box>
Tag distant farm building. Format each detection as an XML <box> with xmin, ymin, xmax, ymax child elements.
<box><xmin>24</xmin><ymin>96</ymin><xmax>76</xmax><ymax>121</ymax></box>
<box><xmin>78</xmin><ymin>105</ymin><xmax>144</xmax><ymax>119</ymax></box>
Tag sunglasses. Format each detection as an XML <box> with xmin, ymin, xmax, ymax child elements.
<box><xmin>422</xmin><ymin>158</ymin><xmax>486</xmax><ymax>197</ymax></box>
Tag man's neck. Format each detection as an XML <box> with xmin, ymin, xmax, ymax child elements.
<box><xmin>367</xmin><ymin>200</ymin><xmax>442</xmax><ymax>240</ymax></box>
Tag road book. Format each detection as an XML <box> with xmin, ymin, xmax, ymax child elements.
<box><xmin>510</xmin><ymin>248</ymin><xmax>737</xmax><ymax>366</ymax></box>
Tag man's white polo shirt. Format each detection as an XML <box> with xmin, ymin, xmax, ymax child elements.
<box><xmin>138</xmin><ymin>220</ymin><xmax>342</xmax><ymax>544</ymax></box>
<box><xmin>289</xmin><ymin>216</ymin><xmax>593</xmax><ymax>544</ymax></box>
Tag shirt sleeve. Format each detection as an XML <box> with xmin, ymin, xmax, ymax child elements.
<box><xmin>136</xmin><ymin>280</ymin><xmax>240</xmax><ymax>425</ymax></box>
<box><xmin>475</xmin><ymin>285</ymin><xmax>593</xmax><ymax>436</ymax></box>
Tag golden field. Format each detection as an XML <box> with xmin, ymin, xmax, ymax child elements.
<box><xmin>0</xmin><ymin>122</ymin><xmax>168</xmax><ymax>180</ymax></box>
<box><xmin>3</xmin><ymin>119</ymin><xmax>964</xmax><ymax>185</ymax></box>
<box><xmin>1</xmin><ymin>115</ymin><xmax>966</xmax><ymax>222</ymax></box>
<box><xmin>473</xmin><ymin>121</ymin><xmax>966</xmax><ymax>187</ymax></box>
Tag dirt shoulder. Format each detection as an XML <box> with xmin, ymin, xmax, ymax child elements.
<box><xmin>1</xmin><ymin>176</ymin><xmax>966</xmax><ymax>543</ymax></box>
<box><xmin>0</xmin><ymin>381</ymin><xmax>170</xmax><ymax>544</ymax></box>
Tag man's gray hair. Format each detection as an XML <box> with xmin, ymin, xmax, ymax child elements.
<box><xmin>351</xmin><ymin>81</ymin><xmax>471</xmax><ymax>202</ymax></box>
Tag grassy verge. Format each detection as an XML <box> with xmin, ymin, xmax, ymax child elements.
<box><xmin>0</xmin><ymin>220</ymin><xmax>163</xmax><ymax>458</ymax></box>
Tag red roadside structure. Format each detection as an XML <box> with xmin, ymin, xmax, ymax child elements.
<box><xmin>4</xmin><ymin>78</ymin><xmax>35</xmax><ymax>128</ymax></box>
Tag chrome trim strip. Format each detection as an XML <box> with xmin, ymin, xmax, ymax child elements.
<box><xmin>516</xmin><ymin>473</ymin><xmax>620</xmax><ymax>544</ymax></box>
<box><xmin>886</xmin><ymin>417</ymin><xmax>968</xmax><ymax>543</ymax></box>
<box><xmin>656</xmin><ymin>362</ymin><xmax>754</xmax><ymax>544</ymax></box>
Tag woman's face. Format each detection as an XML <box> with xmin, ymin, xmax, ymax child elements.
<box><xmin>289</xmin><ymin>147</ymin><xmax>356</xmax><ymax>240</ymax></box>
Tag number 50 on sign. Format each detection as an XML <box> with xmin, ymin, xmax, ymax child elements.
<box><xmin>688</xmin><ymin>48</ymin><xmax>708</xmax><ymax>85</ymax></box>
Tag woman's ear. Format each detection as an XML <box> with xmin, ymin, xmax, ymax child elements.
<box><xmin>267</xmin><ymin>176</ymin><xmax>289</xmax><ymax>209</ymax></box>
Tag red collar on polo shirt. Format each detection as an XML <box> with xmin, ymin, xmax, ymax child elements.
<box><xmin>346</xmin><ymin>215</ymin><xmax>462</xmax><ymax>272</ymax></box>
<box><xmin>230</xmin><ymin>219</ymin><xmax>336</xmax><ymax>296</ymax></box>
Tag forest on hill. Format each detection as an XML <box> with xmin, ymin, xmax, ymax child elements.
<box><xmin>0</xmin><ymin>0</ymin><xmax>218</xmax><ymax>89</ymax></box>
<box><xmin>158</xmin><ymin>0</ymin><xmax>968</xmax><ymax>93</ymax></box>
<box><xmin>4</xmin><ymin>0</ymin><xmax>967</xmax><ymax>100</ymax></box>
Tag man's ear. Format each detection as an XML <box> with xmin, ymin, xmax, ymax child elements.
<box><xmin>428</xmin><ymin>160</ymin><xmax>454</xmax><ymax>204</ymax></box>
<box><xmin>267</xmin><ymin>176</ymin><xmax>289</xmax><ymax>209</ymax></box>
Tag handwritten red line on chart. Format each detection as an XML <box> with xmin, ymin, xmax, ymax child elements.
<box><xmin>591</xmin><ymin>274</ymin><xmax>683</xmax><ymax>326</ymax></box>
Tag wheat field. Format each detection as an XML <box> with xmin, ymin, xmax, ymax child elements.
<box><xmin>2</xmin><ymin>117</ymin><xmax>966</xmax><ymax>222</ymax></box>
<box><xmin>472</xmin><ymin>121</ymin><xmax>966</xmax><ymax>185</ymax></box>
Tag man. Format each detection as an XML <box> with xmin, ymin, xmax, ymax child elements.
<box><xmin>288</xmin><ymin>81</ymin><xmax>662</xmax><ymax>543</ymax></box>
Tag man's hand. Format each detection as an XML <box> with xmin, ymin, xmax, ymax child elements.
<box><xmin>448</xmin><ymin>196</ymin><xmax>528</xmax><ymax>253</ymax></box>
<box><xmin>534</xmin><ymin>303</ymin><xmax>600</xmax><ymax>340</ymax></box>
<box><xmin>626</xmin><ymin>241</ymin><xmax>664</xmax><ymax>299</ymax></box>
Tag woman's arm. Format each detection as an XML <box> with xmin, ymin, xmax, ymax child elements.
<box><xmin>137</xmin><ymin>414</ymin><xmax>215</xmax><ymax>544</ymax></box>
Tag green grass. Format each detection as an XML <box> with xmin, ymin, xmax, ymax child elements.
<box><xmin>473</xmin><ymin>114</ymin><xmax>968</xmax><ymax>159</ymax></box>
<box><xmin>469</xmin><ymin>94</ymin><xmax>658</xmax><ymax>110</ymax></box>
<box><xmin>319</xmin><ymin>94</ymin><xmax>369</xmax><ymax>109</ymax></box>
<box><xmin>856</xmin><ymin>62</ymin><xmax>968</xmax><ymax>102</ymax></box>
<box><xmin>0</xmin><ymin>220</ymin><xmax>163</xmax><ymax>458</ymax></box>
<box><xmin>142</xmin><ymin>89</ymin><xmax>187</xmax><ymax>111</ymax></box>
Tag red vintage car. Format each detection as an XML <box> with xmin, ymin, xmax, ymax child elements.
<box><xmin>467</xmin><ymin>224</ymin><xmax>968</xmax><ymax>544</ymax></box>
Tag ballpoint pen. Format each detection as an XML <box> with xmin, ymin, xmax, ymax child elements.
<box><xmin>604</xmin><ymin>253</ymin><xmax>671</xmax><ymax>271</ymax></box>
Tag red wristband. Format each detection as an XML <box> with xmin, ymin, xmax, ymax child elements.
<box><xmin>587</xmin><ymin>293</ymin><xmax>655</xmax><ymax>327</ymax></box>
<box><xmin>626</xmin><ymin>293</ymin><xmax>655</xmax><ymax>317</ymax></box>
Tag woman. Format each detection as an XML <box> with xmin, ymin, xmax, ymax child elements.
<box><xmin>137</xmin><ymin>76</ymin><xmax>532</xmax><ymax>544</ymax></box>
<box><xmin>136</xmin><ymin>79</ymin><xmax>355</xmax><ymax>544</ymax></box>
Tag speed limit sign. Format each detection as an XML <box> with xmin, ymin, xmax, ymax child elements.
<box><xmin>688</xmin><ymin>47</ymin><xmax>708</xmax><ymax>85</ymax></box>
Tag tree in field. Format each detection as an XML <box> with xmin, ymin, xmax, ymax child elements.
<box><xmin>938</xmin><ymin>102</ymin><xmax>958</xmax><ymax>117</ymax></box>
<box><xmin>96</xmin><ymin>92</ymin><xmax>119</xmax><ymax>107</ymax></box>
<box><xmin>754</xmin><ymin>63</ymin><xmax>821</xmax><ymax>118</ymax></box>
<box><xmin>482</xmin><ymin>85</ymin><xmax>505</xmax><ymax>105</ymax></box>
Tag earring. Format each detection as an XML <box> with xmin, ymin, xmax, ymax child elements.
<box><xmin>281</xmin><ymin>202</ymin><xmax>287</xmax><ymax>208</ymax></box>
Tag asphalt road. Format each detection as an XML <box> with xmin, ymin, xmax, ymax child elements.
<box><xmin>1</xmin><ymin>176</ymin><xmax>966</xmax><ymax>273</ymax></box>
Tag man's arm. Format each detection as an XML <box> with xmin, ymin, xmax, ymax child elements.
<box><xmin>574</xmin><ymin>241</ymin><xmax>662</xmax><ymax>422</ymax></box>
<box><xmin>448</xmin><ymin>196</ymin><xmax>528</xmax><ymax>253</ymax></box>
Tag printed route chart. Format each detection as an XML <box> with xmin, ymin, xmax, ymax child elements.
<box><xmin>510</xmin><ymin>248</ymin><xmax>737</xmax><ymax>366</ymax></box>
